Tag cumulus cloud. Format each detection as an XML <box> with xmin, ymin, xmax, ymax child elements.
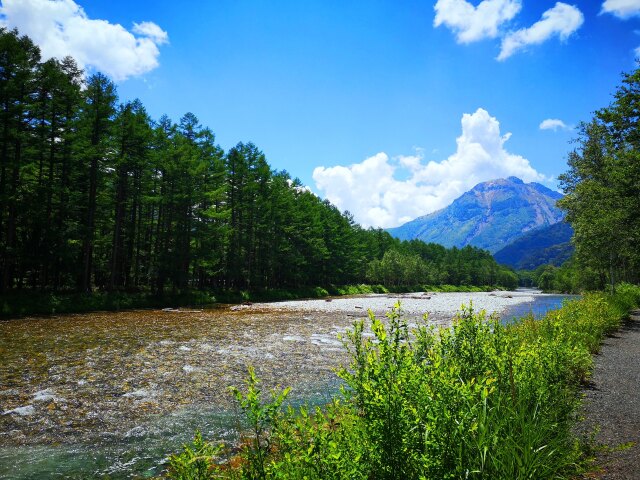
<box><xmin>0</xmin><ymin>0</ymin><xmax>168</xmax><ymax>81</ymax></box>
<box><xmin>132</xmin><ymin>21</ymin><xmax>169</xmax><ymax>44</ymax></box>
<box><xmin>498</xmin><ymin>2</ymin><xmax>584</xmax><ymax>61</ymax></box>
<box><xmin>434</xmin><ymin>0</ymin><xmax>522</xmax><ymax>43</ymax></box>
<box><xmin>539</xmin><ymin>118</ymin><xmax>571</xmax><ymax>131</ymax></box>
<box><xmin>313</xmin><ymin>108</ymin><xmax>546</xmax><ymax>229</ymax></box>
<box><xmin>601</xmin><ymin>0</ymin><xmax>640</xmax><ymax>18</ymax></box>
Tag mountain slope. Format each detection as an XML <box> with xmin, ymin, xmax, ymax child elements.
<box><xmin>493</xmin><ymin>222</ymin><xmax>574</xmax><ymax>269</ymax></box>
<box><xmin>387</xmin><ymin>177</ymin><xmax>564</xmax><ymax>253</ymax></box>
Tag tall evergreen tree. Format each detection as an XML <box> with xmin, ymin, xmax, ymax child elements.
<box><xmin>76</xmin><ymin>73</ymin><xmax>117</xmax><ymax>291</ymax></box>
<box><xmin>0</xmin><ymin>28</ymin><xmax>40</xmax><ymax>291</ymax></box>
<box><xmin>559</xmin><ymin>67</ymin><xmax>640</xmax><ymax>288</ymax></box>
<box><xmin>0</xmin><ymin>28</ymin><xmax>519</xmax><ymax>298</ymax></box>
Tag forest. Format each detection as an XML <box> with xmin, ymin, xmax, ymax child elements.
<box><xmin>0</xmin><ymin>27</ymin><xmax>517</xmax><ymax>301</ymax></box>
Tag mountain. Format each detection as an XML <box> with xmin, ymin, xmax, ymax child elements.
<box><xmin>387</xmin><ymin>177</ymin><xmax>564</xmax><ymax>254</ymax></box>
<box><xmin>493</xmin><ymin>222</ymin><xmax>574</xmax><ymax>270</ymax></box>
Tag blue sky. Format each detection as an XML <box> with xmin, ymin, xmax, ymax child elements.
<box><xmin>1</xmin><ymin>0</ymin><xmax>638</xmax><ymax>227</ymax></box>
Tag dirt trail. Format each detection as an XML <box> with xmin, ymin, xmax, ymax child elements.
<box><xmin>581</xmin><ymin>310</ymin><xmax>640</xmax><ymax>479</ymax></box>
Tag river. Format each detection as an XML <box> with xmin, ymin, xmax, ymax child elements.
<box><xmin>0</xmin><ymin>290</ymin><xmax>574</xmax><ymax>479</ymax></box>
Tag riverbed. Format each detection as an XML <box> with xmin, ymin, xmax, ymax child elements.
<box><xmin>0</xmin><ymin>290</ymin><xmax>570</xmax><ymax>479</ymax></box>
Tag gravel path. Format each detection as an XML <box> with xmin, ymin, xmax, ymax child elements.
<box><xmin>581</xmin><ymin>310</ymin><xmax>640</xmax><ymax>479</ymax></box>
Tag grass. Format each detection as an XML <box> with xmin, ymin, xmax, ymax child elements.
<box><xmin>164</xmin><ymin>283</ymin><xmax>640</xmax><ymax>479</ymax></box>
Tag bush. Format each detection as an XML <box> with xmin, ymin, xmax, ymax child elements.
<box><xmin>166</xmin><ymin>431</ymin><xmax>223</xmax><ymax>480</ymax></box>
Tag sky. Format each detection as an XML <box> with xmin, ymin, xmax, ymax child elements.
<box><xmin>1</xmin><ymin>0</ymin><xmax>638</xmax><ymax>228</ymax></box>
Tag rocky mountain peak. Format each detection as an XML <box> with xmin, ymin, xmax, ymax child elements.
<box><xmin>387</xmin><ymin>177</ymin><xmax>564</xmax><ymax>254</ymax></box>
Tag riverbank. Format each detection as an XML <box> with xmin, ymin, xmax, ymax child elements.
<box><xmin>580</xmin><ymin>310</ymin><xmax>640</xmax><ymax>479</ymax></box>
<box><xmin>165</xmin><ymin>285</ymin><xmax>640</xmax><ymax>479</ymax></box>
<box><xmin>0</xmin><ymin>290</ymin><xmax>543</xmax><ymax>479</ymax></box>
<box><xmin>0</xmin><ymin>284</ymin><xmax>501</xmax><ymax>319</ymax></box>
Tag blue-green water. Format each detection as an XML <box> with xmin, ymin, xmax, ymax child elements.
<box><xmin>501</xmin><ymin>292</ymin><xmax>580</xmax><ymax>322</ymax></box>
<box><xmin>0</xmin><ymin>392</ymin><xmax>338</xmax><ymax>480</ymax></box>
<box><xmin>0</xmin><ymin>407</ymin><xmax>236</xmax><ymax>479</ymax></box>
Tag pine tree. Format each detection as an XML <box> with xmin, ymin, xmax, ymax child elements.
<box><xmin>76</xmin><ymin>73</ymin><xmax>117</xmax><ymax>292</ymax></box>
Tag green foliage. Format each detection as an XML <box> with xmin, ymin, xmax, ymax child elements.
<box><xmin>366</xmin><ymin>244</ymin><xmax>518</xmax><ymax>290</ymax></box>
<box><xmin>167</xmin><ymin>285</ymin><xmax>640</xmax><ymax>479</ymax></box>
<box><xmin>260</xmin><ymin>400</ymin><xmax>370</xmax><ymax>479</ymax></box>
<box><xmin>336</xmin><ymin>302</ymin><xmax>587</xmax><ymax>479</ymax></box>
<box><xmin>559</xmin><ymin>67</ymin><xmax>640</xmax><ymax>289</ymax></box>
<box><xmin>527</xmin><ymin>258</ymin><xmax>607</xmax><ymax>293</ymax></box>
<box><xmin>229</xmin><ymin>366</ymin><xmax>290</xmax><ymax>480</ymax></box>
<box><xmin>166</xmin><ymin>431</ymin><xmax>223</xmax><ymax>480</ymax></box>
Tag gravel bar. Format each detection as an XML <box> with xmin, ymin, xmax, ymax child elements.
<box><xmin>250</xmin><ymin>290</ymin><xmax>538</xmax><ymax>318</ymax></box>
<box><xmin>581</xmin><ymin>310</ymin><xmax>640</xmax><ymax>479</ymax></box>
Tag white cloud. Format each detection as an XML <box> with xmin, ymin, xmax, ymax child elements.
<box><xmin>132</xmin><ymin>21</ymin><xmax>169</xmax><ymax>45</ymax></box>
<box><xmin>539</xmin><ymin>118</ymin><xmax>571</xmax><ymax>131</ymax></box>
<box><xmin>601</xmin><ymin>0</ymin><xmax>640</xmax><ymax>18</ymax></box>
<box><xmin>313</xmin><ymin>108</ymin><xmax>546</xmax><ymax>229</ymax></box>
<box><xmin>0</xmin><ymin>0</ymin><xmax>168</xmax><ymax>81</ymax></box>
<box><xmin>434</xmin><ymin>0</ymin><xmax>522</xmax><ymax>43</ymax></box>
<box><xmin>286</xmin><ymin>178</ymin><xmax>312</xmax><ymax>194</ymax></box>
<box><xmin>498</xmin><ymin>3</ymin><xmax>584</xmax><ymax>61</ymax></box>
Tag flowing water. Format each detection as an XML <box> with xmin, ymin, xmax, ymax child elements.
<box><xmin>0</xmin><ymin>308</ymin><xmax>357</xmax><ymax>479</ymax></box>
<box><xmin>501</xmin><ymin>290</ymin><xmax>581</xmax><ymax>321</ymax></box>
<box><xmin>0</xmin><ymin>293</ymin><xmax>575</xmax><ymax>479</ymax></box>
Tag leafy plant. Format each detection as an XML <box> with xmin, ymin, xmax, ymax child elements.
<box><xmin>229</xmin><ymin>366</ymin><xmax>290</xmax><ymax>480</ymax></box>
<box><xmin>166</xmin><ymin>431</ymin><xmax>223</xmax><ymax>480</ymax></box>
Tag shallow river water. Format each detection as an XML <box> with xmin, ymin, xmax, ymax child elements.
<box><xmin>0</xmin><ymin>291</ymin><xmax>572</xmax><ymax>479</ymax></box>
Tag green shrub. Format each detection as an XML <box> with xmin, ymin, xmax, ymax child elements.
<box><xmin>228</xmin><ymin>366</ymin><xmax>290</xmax><ymax>479</ymax></box>
<box><xmin>166</xmin><ymin>431</ymin><xmax>223</xmax><ymax>480</ymax></box>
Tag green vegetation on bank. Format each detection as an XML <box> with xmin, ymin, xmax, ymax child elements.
<box><xmin>517</xmin><ymin>259</ymin><xmax>596</xmax><ymax>294</ymax></box>
<box><xmin>519</xmin><ymin>66</ymin><xmax>640</xmax><ymax>294</ymax></box>
<box><xmin>165</xmin><ymin>284</ymin><xmax>640</xmax><ymax>479</ymax></box>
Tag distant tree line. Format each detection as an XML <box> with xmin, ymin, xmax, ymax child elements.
<box><xmin>367</xmin><ymin>241</ymin><xmax>517</xmax><ymax>288</ymax></box>
<box><xmin>517</xmin><ymin>260</ymin><xmax>599</xmax><ymax>294</ymax></box>
<box><xmin>0</xmin><ymin>28</ymin><xmax>517</xmax><ymax>295</ymax></box>
<box><xmin>558</xmin><ymin>66</ymin><xmax>640</xmax><ymax>291</ymax></box>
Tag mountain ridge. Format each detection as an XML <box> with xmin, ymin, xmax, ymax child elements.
<box><xmin>493</xmin><ymin>222</ymin><xmax>574</xmax><ymax>269</ymax></box>
<box><xmin>387</xmin><ymin>177</ymin><xmax>565</xmax><ymax>254</ymax></box>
